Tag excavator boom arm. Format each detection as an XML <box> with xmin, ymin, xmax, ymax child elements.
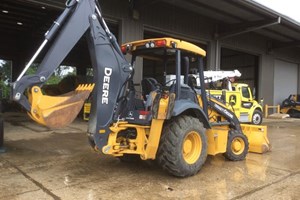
<box><xmin>12</xmin><ymin>0</ymin><xmax>92</xmax><ymax>109</ymax></box>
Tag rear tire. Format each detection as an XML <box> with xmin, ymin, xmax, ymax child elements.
<box><xmin>252</xmin><ymin>110</ymin><xmax>263</xmax><ymax>125</ymax></box>
<box><xmin>157</xmin><ymin>116</ymin><xmax>207</xmax><ymax>177</ymax></box>
<box><xmin>224</xmin><ymin>131</ymin><xmax>249</xmax><ymax>161</ymax></box>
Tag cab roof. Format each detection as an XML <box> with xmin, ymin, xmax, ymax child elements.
<box><xmin>121</xmin><ymin>37</ymin><xmax>206</xmax><ymax>57</ymax></box>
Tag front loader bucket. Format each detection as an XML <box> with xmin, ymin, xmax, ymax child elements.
<box><xmin>28</xmin><ymin>84</ymin><xmax>94</xmax><ymax>128</ymax></box>
<box><xmin>241</xmin><ymin>124</ymin><xmax>271</xmax><ymax>154</ymax></box>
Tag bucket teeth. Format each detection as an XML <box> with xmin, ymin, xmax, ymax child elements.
<box><xmin>75</xmin><ymin>83</ymin><xmax>95</xmax><ymax>92</ymax></box>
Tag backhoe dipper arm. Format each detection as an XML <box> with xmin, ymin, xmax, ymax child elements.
<box><xmin>12</xmin><ymin>0</ymin><xmax>91</xmax><ymax>110</ymax></box>
<box><xmin>11</xmin><ymin>0</ymin><xmax>133</xmax><ymax>148</ymax></box>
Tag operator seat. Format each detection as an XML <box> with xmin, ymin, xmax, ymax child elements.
<box><xmin>187</xmin><ymin>75</ymin><xmax>197</xmax><ymax>89</ymax></box>
<box><xmin>141</xmin><ymin>77</ymin><xmax>159</xmax><ymax>100</ymax></box>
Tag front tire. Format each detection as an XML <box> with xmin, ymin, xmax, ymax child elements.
<box><xmin>252</xmin><ymin>110</ymin><xmax>263</xmax><ymax>125</ymax></box>
<box><xmin>157</xmin><ymin>116</ymin><xmax>207</xmax><ymax>177</ymax></box>
<box><xmin>224</xmin><ymin>131</ymin><xmax>249</xmax><ymax>161</ymax></box>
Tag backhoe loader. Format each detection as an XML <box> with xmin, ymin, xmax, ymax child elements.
<box><xmin>11</xmin><ymin>0</ymin><xmax>270</xmax><ymax>177</ymax></box>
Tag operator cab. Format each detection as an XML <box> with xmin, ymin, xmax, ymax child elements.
<box><xmin>120</xmin><ymin>38</ymin><xmax>209</xmax><ymax>125</ymax></box>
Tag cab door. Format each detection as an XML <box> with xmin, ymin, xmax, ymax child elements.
<box><xmin>239</xmin><ymin>86</ymin><xmax>253</xmax><ymax>122</ymax></box>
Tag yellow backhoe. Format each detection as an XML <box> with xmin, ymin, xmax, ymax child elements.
<box><xmin>11</xmin><ymin>0</ymin><xmax>270</xmax><ymax>177</ymax></box>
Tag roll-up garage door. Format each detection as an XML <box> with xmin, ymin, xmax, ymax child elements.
<box><xmin>274</xmin><ymin>59</ymin><xmax>298</xmax><ymax>105</ymax></box>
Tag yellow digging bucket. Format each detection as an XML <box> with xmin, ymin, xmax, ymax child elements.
<box><xmin>241</xmin><ymin>124</ymin><xmax>271</xmax><ymax>154</ymax></box>
<box><xmin>28</xmin><ymin>84</ymin><xmax>94</xmax><ymax>128</ymax></box>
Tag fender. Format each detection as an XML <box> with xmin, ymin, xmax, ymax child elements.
<box><xmin>171</xmin><ymin>99</ymin><xmax>211</xmax><ymax>128</ymax></box>
<box><xmin>248</xmin><ymin>102</ymin><xmax>263</xmax><ymax>121</ymax></box>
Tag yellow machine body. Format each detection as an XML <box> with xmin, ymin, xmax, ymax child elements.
<box><xmin>101</xmin><ymin>91</ymin><xmax>168</xmax><ymax>160</ymax></box>
<box><xmin>96</xmin><ymin>91</ymin><xmax>270</xmax><ymax>160</ymax></box>
<box><xmin>91</xmin><ymin>38</ymin><xmax>270</xmax><ymax>160</ymax></box>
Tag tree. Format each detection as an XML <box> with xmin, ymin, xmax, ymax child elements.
<box><xmin>0</xmin><ymin>60</ymin><xmax>12</xmax><ymax>99</ymax></box>
<box><xmin>25</xmin><ymin>63</ymin><xmax>76</xmax><ymax>85</ymax></box>
<box><xmin>0</xmin><ymin>60</ymin><xmax>78</xmax><ymax>99</ymax></box>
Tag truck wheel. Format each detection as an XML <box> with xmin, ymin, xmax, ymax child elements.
<box><xmin>157</xmin><ymin>116</ymin><xmax>207</xmax><ymax>177</ymax></box>
<box><xmin>252</xmin><ymin>110</ymin><xmax>263</xmax><ymax>125</ymax></box>
<box><xmin>224</xmin><ymin>131</ymin><xmax>249</xmax><ymax>161</ymax></box>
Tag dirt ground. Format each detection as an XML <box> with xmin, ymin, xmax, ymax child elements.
<box><xmin>0</xmin><ymin>112</ymin><xmax>299</xmax><ymax>200</ymax></box>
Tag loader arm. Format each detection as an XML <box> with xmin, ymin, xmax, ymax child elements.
<box><xmin>11</xmin><ymin>0</ymin><xmax>132</xmax><ymax>148</ymax></box>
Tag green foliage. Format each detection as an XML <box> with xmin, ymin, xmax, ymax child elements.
<box><xmin>0</xmin><ymin>60</ymin><xmax>12</xmax><ymax>99</ymax></box>
<box><xmin>0</xmin><ymin>60</ymin><xmax>77</xmax><ymax>99</ymax></box>
<box><xmin>25</xmin><ymin>62</ymin><xmax>38</xmax><ymax>75</ymax></box>
<box><xmin>25</xmin><ymin>63</ymin><xmax>76</xmax><ymax>85</ymax></box>
<box><xmin>86</xmin><ymin>68</ymin><xmax>93</xmax><ymax>76</ymax></box>
<box><xmin>46</xmin><ymin>75</ymin><xmax>63</xmax><ymax>85</ymax></box>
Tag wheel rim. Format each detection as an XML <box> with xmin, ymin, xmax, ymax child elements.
<box><xmin>182</xmin><ymin>131</ymin><xmax>201</xmax><ymax>164</ymax></box>
<box><xmin>231</xmin><ymin>137</ymin><xmax>245</xmax><ymax>155</ymax></box>
<box><xmin>253</xmin><ymin>113</ymin><xmax>261</xmax><ymax>124</ymax></box>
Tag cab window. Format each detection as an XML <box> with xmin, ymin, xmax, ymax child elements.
<box><xmin>242</xmin><ymin>87</ymin><xmax>250</xmax><ymax>98</ymax></box>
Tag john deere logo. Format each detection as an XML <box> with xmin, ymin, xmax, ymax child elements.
<box><xmin>102</xmin><ymin>67</ymin><xmax>112</xmax><ymax>104</ymax></box>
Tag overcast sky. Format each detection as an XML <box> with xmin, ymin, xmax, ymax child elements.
<box><xmin>254</xmin><ymin>0</ymin><xmax>300</xmax><ymax>22</ymax></box>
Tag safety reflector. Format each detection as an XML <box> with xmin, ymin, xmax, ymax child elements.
<box><xmin>139</xmin><ymin>110</ymin><xmax>150</xmax><ymax>120</ymax></box>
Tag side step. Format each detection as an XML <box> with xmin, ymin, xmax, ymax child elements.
<box><xmin>210</xmin><ymin>121</ymin><xmax>231</xmax><ymax>126</ymax></box>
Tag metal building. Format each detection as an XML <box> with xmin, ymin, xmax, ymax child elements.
<box><xmin>0</xmin><ymin>0</ymin><xmax>299</xmax><ymax>107</ymax></box>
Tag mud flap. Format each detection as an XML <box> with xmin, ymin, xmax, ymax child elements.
<box><xmin>28</xmin><ymin>84</ymin><xmax>94</xmax><ymax>128</ymax></box>
<box><xmin>241</xmin><ymin>124</ymin><xmax>271</xmax><ymax>154</ymax></box>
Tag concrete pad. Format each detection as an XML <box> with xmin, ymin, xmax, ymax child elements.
<box><xmin>0</xmin><ymin>160</ymin><xmax>41</xmax><ymax>199</ymax></box>
<box><xmin>268</xmin><ymin>113</ymin><xmax>289</xmax><ymax>119</ymax></box>
<box><xmin>0</xmin><ymin>113</ymin><xmax>299</xmax><ymax>199</ymax></box>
